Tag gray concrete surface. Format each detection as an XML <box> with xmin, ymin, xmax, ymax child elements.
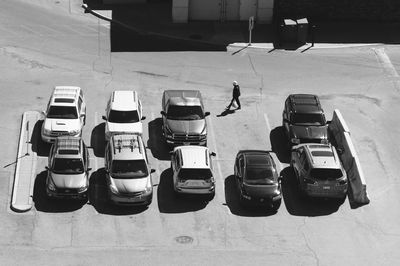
<box><xmin>1</xmin><ymin>0</ymin><xmax>400</xmax><ymax>265</ymax></box>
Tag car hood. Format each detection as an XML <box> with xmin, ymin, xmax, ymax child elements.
<box><xmin>290</xmin><ymin>125</ymin><xmax>328</xmax><ymax>140</ymax></box>
<box><xmin>44</xmin><ymin>118</ymin><xmax>80</xmax><ymax>132</ymax></box>
<box><xmin>243</xmin><ymin>183</ymin><xmax>280</xmax><ymax>197</ymax></box>
<box><xmin>51</xmin><ymin>173</ymin><xmax>87</xmax><ymax>189</ymax></box>
<box><xmin>106</xmin><ymin>121</ymin><xmax>143</xmax><ymax>135</ymax></box>
<box><xmin>166</xmin><ymin>119</ymin><xmax>205</xmax><ymax>134</ymax></box>
<box><xmin>111</xmin><ymin>177</ymin><xmax>149</xmax><ymax>193</ymax></box>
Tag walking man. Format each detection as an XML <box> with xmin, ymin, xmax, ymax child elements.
<box><xmin>226</xmin><ymin>81</ymin><xmax>241</xmax><ymax>110</ymax></box>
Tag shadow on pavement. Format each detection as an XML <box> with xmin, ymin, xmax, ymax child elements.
<box><xmin>270</xmin><ymin>126</ymin><xmax>290</xmax><ymax>164</ymax></box>
<box><xmin>31</xmin><ymin>120</ymin><xmax>51</xmax><ymax>157</ymax></box>
<box><xmin>147</xmin><ymin>118</ymin><xmax>170</xmax><ymax>161</ymax></box>
<box><xmin>88</xmin><ymin>168</ymin><xmax>148</xmax><ymax>215</ymax></box>
<box><xmin>216</xmin><ymin>109</ymin><xmax>236</xmax><ymax>117</ymax></box>
<box><xmin>33</xmin><ymin>170</ymin><xmax>87</xmax><ymax>212</ymax></box>
<box><xmin>280</xmin><ymin>167</ymin><xmax>344</xmax><ymax>217</ymax></box>
<box><xmin>91</xmin><ymin>122</ymin><xmax>105</xmax><ymax>158</ymax></box>
<box><xmin>157</xmin><ymin>168</ymin><xmax>209</xmax><ymax>213</ymax></box>
<box><xmin>224</xmin><ymin>175</ymin><xmax>277</xmax><ymax>217</ymax></box>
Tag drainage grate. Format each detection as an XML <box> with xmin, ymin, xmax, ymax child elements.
<box><xmin>175</xmin><ymin>235</ymin><xmax>193</xmax><ymax>244</ymax></box>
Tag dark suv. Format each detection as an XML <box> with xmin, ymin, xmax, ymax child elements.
<box><xmin>282</xmin><ymin>94</ymin><xmax>329</xmax><ymax>146</ymax></box>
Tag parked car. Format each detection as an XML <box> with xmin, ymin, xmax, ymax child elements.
<box><xmin>41</xmin><ymin>86</ymin><xmax>86</xmax><ymax>143</ymax></box>
<box><xmin>104</xmin><ymin>133</ymin><xmax>153</xmax><ymax>206</ymax></box>
<box><xmin>160</xmin><ymin>90</ymin><xmax>210</xmax><ymax>146</ymax></box>
<box><xmin>234</xmin><ymin>150</ymin><xmax>282</xmax><ymax>210</ymax></box>
<box><xmin>171</xmin><ymin>146</ymin><xmax>216</xmax><ymax>197</ymax></box>
<box><xmin>282</xmin><ymin>94</ymin><xmax>329</xmax><ymax>146</ymax></box>
<box><xmin>46</xmin><ymin>136</ymin><xmax>90</xmax><ymax>199</ymax></box>
<box><xmin>291</xmin><ymin>143</ymin><xmax>348</xmax><ymax>199</ymax></box>
<box><xmin>102</xmin><ymin>90</ymin><xmax>145</xmax><ymax>141</ymax></box>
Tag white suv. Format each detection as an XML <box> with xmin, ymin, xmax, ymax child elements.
<box><xmin>41</xmin><ymin>86</ymin><xmax>86</xmax><ymax>143</ymax></box>
<box><xmin>104</xmin><ymin>133</ymin><xmax>153</xmax><ymax>206</ymax></box>
<box><xmin>102</xmin><ymin>90</ymin><xmax>145</xmax><ymax>141</ymax></box>
<box><xmin>171</xmin><ymin>146</ymin><xmax>216</xmax><ymax>197</ymax></box>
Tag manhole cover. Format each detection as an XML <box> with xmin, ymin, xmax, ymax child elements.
<box><xmin>175</xmin><ymin>235</ymin><xmax>193</xmax><ymax>244</ymax></box>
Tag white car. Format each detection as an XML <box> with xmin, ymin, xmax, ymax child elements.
<box><xmin>41</xmin><ymin>86</ymin><xmax>86</xmax><ymax>143</ymax></box>
<box><xmin>104</xmin><ymin>133</ymin><xmax>153</xmax><ymax>206</ymax></box>
<box><xmin>103</xmin><ymin>90</ymin><xmax>145</xmax><ymax>141</ymax></box>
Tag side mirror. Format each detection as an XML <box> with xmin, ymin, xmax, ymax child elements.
<box><xmin>45</xmin><ymin>166</ymin><xmax>50</xmax><ymax>170</ymax></box>
<box><xmin>210</xmin><ymin>152</ymin><xmax>216</xmax><ymax>157</ymax></box>
<box><xmin>141</xmin><ymin>116</ymin><xmax>146</xmax><ymax>121</ymax></box>
<box><xmin>336</xmin><ymin>148</ymin><xmax>344</xmax><ymax>155</ymax></box>
<box><xmin>278</xmin><ymin>176</ymin><xmax>283</xmax><ymax>183</ymax></box>
<box><xmin>102</xmin><ymin>115</ymin><xmax>107</xmax><ymax>121</ymax></box>
<box><xmin>205</xmin><ymin>112</ymin><xmax>210</xmax><ymax>117</ymax></box>
<box><xmin>150</xmin><ymin>169</ymin><xmax>156</xmax><ymax>174</ymax></box>
<box><xmin>160</xmin><ymin>111</ymin><xmax>166</xmax><ymax>116</ymax></box>
<box><xmin>104</xmin><ymin>169</ymin><xmax>109</xmax><ymax>173</ymax></box>
<box><xmin>87</xmin><ymin>168</ymin><xmax>92</xmax><ymax>172</ymax></box>
<box><xmin>169</xmin><ymin>151</ymin><xmax>174</xmax><ymax>155</ymax></box>
<box><xmin>80</xmin><ymin>114</ymin><xmax>86</xmax><ymax>118</ymax></box>
<box><xmin>326</xmin><ymin>120</ymin><xmax>331</xmax><ymax>124</ymax></box>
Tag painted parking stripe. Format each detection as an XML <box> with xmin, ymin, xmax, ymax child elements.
<box><xmin>373</xmin><ymin>47</ymin><xmax>399</xmax><ymax>78</ymax></box>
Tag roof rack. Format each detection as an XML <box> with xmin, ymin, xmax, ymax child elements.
<box><xmin>113</xmin><ymin>135</ymin><xmax>140</xmax><ymax>154</ymax></box>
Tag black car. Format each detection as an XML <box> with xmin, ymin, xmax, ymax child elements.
<box><xmin>234</xmin><ymin>150</ymin><xmax>282</xmax><ymax>211</ymax></box>
<box><xmin>282</xmin><ymin>94</ymin><xmax>329</xmax><ymax>146</ymax></box>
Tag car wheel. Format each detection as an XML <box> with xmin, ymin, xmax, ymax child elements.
<box><xmin>272</xmin><ymin>199</ymin><xmax>281</xmax><ymax>212</ymax></box>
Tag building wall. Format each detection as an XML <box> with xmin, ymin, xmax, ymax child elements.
<box><xmin>276</xmin><ymin>0</ymin><xmax>400</xmax><ymax>21</ymax></box>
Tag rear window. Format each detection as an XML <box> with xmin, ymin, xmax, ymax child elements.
<box><xmin>310</xmin><ymin>168</ymin><xmax>343</xmax><ymax>180</ymax></box>
<box><xmin>311</xmin><ymin>151</ymin><xmax>333</xmax><ymax>157</ymax></box>
<box><xmin>47</xmin><ymin>106</ymin><xmax>78</xmax><ymax>119</ymax></box>
<box><xmin>54</xmin><ymin>98</ymin><xmax>75</xmax><ymax>103</ymax></box>
<box><xmin>178</xmin><ymin>168</ymin><xmax>212</xmax><ymax>180</ymax></box>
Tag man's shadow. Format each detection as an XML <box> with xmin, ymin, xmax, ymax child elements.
<box><xmin>216</xmin><ymin>109</ymin><xmax>236</xmax><ymax>117</ymax></box>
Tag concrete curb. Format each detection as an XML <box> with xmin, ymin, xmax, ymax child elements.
<box><xmin>11</xmin><ymin>111</ymin><xmax>41</xmax><ymax>212</ymax></box>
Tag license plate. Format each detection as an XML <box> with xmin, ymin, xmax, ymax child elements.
<box><xmin>323</xmin><ymin>186</ymin><xmax>331</xmax><ymax>190</ymax></box>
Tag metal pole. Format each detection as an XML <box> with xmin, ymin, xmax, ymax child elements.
<box><xmin>249</xmin><ymin>29</ymin><xmax>252</xmax><ymax>46</ymax></box>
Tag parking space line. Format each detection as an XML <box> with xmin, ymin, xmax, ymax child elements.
<box><xmin>373</xmin><ymin>47</ymin><xmax>399</xmax><ymax>78</ymax></box>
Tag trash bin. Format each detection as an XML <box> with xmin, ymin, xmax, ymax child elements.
<box><xmin>297</xmin><ymin>18</ymin><xmax>308</xmax><ymax>45</ymax></box>
<box><xmin>280</xmin><ymin>19</ymin><xmax>297</xmax><ymax>44</ymax></box>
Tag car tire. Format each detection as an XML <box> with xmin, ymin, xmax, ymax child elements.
<box><xmin>272</xmin><ymin>199</ymin><xmax>281</xmax><ymax>212</ymax></box>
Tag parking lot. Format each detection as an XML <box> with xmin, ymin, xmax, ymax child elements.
<box><xmin>1</xmin><ymin>0</ymin><xmax>400</xmax><ymax>265</ymax></box>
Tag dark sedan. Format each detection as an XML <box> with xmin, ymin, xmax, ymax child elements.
<box><xmin>234</xmin><ymin>150</ymin><xmax>282</xmax><ymax>211</ymax></box>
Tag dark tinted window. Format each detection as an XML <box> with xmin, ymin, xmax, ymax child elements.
<box><xmin>108</xmin><ymin>110</ymin><xmax>139</xmax><ymax>123</ymax></box>
<box><xmin>52</xmin><ymin>158</ymin><xmax>84</xmax><ymax>174</ymax></box>
<box><xmin>167</xmin><ymin>105</ymin><xmax>204</xmax><ymax>120</ymax></box>
<box><xmin>111</xmin><ymin>159</ymin><xmax>148</xmax><ymax>178</ymax></box>
<box><xmin>311</xmin><ymin>151</ymin><xmax>333</xmax><ymax>157</ymax></box>
<box><xmin>310</xmin><ymin>168</ymin><xmax>343</xmax><ymax>180</ymax></box>
<box><xmin>292</xmin><ymin>113</ymin><xmax>325</xmax><ymax>125</ymax></box>
<box><xmin>178</xmin><ymin>168</ymin><xmax>212</xmax><ymax>180</ymax></box>
<box><xmin>47</xmin><ymin>106</ymin><xmax>78</xmax><ymax>119</ymax></box>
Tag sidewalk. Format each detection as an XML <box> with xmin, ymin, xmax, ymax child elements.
<box><xmin>82</xmin><ymin>1</ymin><xmax>400</xmax><ymax>51</ymax></box>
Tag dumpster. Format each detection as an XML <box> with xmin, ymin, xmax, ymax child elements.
<box><xmin>297</xmin><ymin>18</ymin><xmax>308</xmax><ymax>45</ymax></box>
<box><xmin>280</xmin><ymin>19</ymin><xmax>297</xmax><ymax>44</ymax></box>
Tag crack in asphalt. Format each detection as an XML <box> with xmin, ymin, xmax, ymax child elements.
<box><xmin>299</xmin><ymin>218</ymin><xmax>320</xmax><ymax>266</ymax></box>
<box><xmin>320</xmin><ymin>94</ymin><xmax>382</xmax><ymax>107</ymax></box>
<box><xmin>1</xmin><ymin>47</ymin><xmax>53</xmax><ymax>69</ymax></box>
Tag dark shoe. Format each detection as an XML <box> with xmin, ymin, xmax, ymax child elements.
<box><xmin>236</xmin><ymin>107</ymin><xmax>241</xmax><ymax>110</ymax></box>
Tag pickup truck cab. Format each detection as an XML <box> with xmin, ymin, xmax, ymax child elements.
<box><xmin>160</xmin><ymin>90</ymin><xmax>209</xmax><ymax>146</ymax></box>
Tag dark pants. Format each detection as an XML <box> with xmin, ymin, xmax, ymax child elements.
<box><xmin>227</xmin><ymin>96</ymin><xmax>241</xmax><ymax>109</ymax></box>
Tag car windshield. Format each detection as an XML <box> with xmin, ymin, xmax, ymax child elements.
<box><xmin>310</xmin><ymin>168</ymin><xmax>343</xmax><ymax>180</ymax></box>
<box><xmin>52</xmin><ymin>158</ymin><xmax>84</xmax><ymax>174</ymax></box>
<box><xmin>47</xmin><ymin>106</ymin><xmax>78</xmax><ymax>119</ymax></box>
<box><xmin>245</xmin><ymin>167</ymin><xmax>276</xmax><ymax>184</ymax></box>
<box><xmin>167</xmin><ymin>105</ymin><xmax>204</xmax><ymax>120</ymax></box>
<box><xmin>292</xmin><ymin>113</ymin><xmax>325</xmax><ymax>125</ymax></box>
<box><xmin>108</xmin><ymin>110</ymin><xmax>140</xmax><ymax>123</ymax></box>
<box><xmin>111</xmin><ymin>159</ymin><xmax>148</xmax><ymax>178</ymax></box>
<box><xmin>178</xmin><ymin>168</ymin><xmax>212</xmax><ymax>180</ymax></box>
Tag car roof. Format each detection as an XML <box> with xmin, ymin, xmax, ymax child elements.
<box><xmin>110</xmin><ymin>134</ymin><xmax>145</xmax><ymax>160</ymax></box>
<box><xmin>175</xmin><ymin>146</ymin><xmax>210</xmax><ymax>169</ymax></box>
<box><xmin>298</xmin><ymin>144</ymin><xmax>341</xmax><ymax>169</ymax></box>
<box><xmin>50</xmin><ymin>86</ymin><xmax>81</xmax><ymax>107</ymax></box>
<box><xmin>54</xmin><ymin>136</ymin><xmax>83</xmax><ymax>159</ymax></box>
<box><xmin>239</xmin><ymin>150</ymin><xmax>274</xmax><ymax>167</ymax></box>
<box><xmin>288</xmin><ymin>94</ymin><xmax>323</xmax><ymax>114</ymax></box>
<box><xmin>164</xmin><ymin>90</ymin><xmax>202</xmax><ymax>106</ymax></box>
<box><xmin>109</xmin><ymin>90</ymin><xmax>139</xmax><ymax>111</ymax></box>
